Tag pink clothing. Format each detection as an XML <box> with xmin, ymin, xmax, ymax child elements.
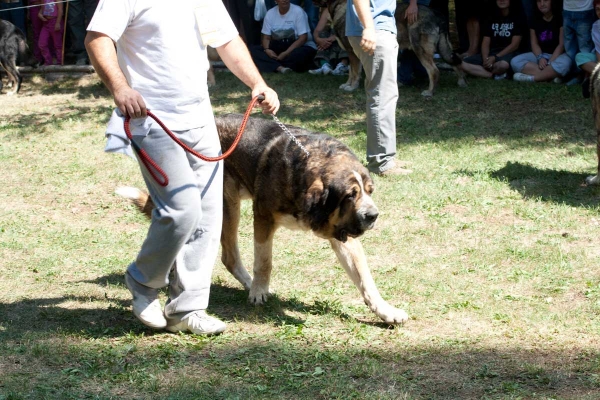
<box><xmin>29</xmin><ymin>5</ymin><xmax>44</xmax><ymax>62</ymax></box>
<box><xmin>39</xmin><ymin>17</ymin><xmax>63</xmax><ymax>65</ymax></box>
<box><xmin>41</xmin><ymin>0</ymin><xmax>59</xmax><ymax>17</ymax></box>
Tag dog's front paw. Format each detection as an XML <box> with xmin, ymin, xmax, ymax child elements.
<box><xmin>375</xmin><ymin>304</ymin><xmax>409</xmax><ymax>325</ymax></box>
<box><xmin>248</xmin><ymin>287</ymin><xmax>270</xmax><ymax>305</ymax></box>
<box><xmin>586</xmin><ymin>175</ymin><xmax>600</xmax><ymax>185</ymax></box>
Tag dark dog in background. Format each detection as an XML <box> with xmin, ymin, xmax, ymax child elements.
<box><xmin>586</xmin><ymin>64</ymin><xmax>600</xmax><ymax>185</ymax></box>
<box><xmin>396</xmin><ymin>3</ymin><xmax>466</xmax><ymax>98</ymax></box>
<box><xmin>0</xmin><ymin>20</ymin><xmax>36</xmax><ymax>95</ymax></box>
<box><xmin>118</xmin><ymin>114</ymin><xmax>408</xmax><ymax>325</ymax></box>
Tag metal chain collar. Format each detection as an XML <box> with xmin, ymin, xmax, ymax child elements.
<box><xmin>270</xmin><ymin>114</ymin><xmax>310</xmax><ymax>158</ymax></box>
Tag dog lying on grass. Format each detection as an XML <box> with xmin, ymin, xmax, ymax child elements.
<box><xmin>118</xmin><ymin>114</ymin><xmax>408</xmax><ymax>325</ymax></box>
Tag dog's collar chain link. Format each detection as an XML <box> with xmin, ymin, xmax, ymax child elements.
<box><xmin>271</xmin><ymin>114</ymin><xmax>310</xmax><ymax>158</ymax></box>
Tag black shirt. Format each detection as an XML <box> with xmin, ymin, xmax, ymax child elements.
<box><xmin>482</xmin><ymin>13</ymin><xmax>525</xmax><ymax>51</ymax></box>
<box><xmin>532</xmin><ymin>14</ymin><xmax>562</xmax><ymax>54</ymax></box>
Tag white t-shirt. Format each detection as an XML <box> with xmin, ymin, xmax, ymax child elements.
<box><xmin>88</xmin><ymin>0</ymin><xmax>238</xmax><ymax>130</ymax></box>
<box><xmin>563</xmin><ymin>0</ymin><xmax>593</xmax><ymax>12</ymax></box>
<box><xmin>261</xmin><ymin>4</ymin><xmax>316</xmax><ymax>49</ymax></box>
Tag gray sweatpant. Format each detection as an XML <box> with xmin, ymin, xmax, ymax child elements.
<box><xmin>348</xmin><ymin>30</ymin><xmax>399</xmax><ymax>174</ymax></box>
<box><xmin>126</xmin><ymin>121</ymin><xmax>223</xmax><ymax>322</ymax></box>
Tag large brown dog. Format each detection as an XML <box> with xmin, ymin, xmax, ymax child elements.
<box><xmin>119</xmin><ymin>114</ymin><xmax>408</xmax><ymax>324</ymax></box>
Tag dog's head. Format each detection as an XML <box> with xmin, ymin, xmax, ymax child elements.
<box><xmin>304</xmin><ymin>154</ymin><xmax>378</xmax><ymax>242</ymax></box>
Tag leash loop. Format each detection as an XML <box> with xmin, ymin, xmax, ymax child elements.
<box><xmin>124</xmin><ymin>95</ymin><xmax>262</xmax><ymax>187</ymax></box>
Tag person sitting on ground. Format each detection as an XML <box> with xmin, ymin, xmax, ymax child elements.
<box><xmin>575</xmin><ymin>0</ymin><xmax>600</xmax><ymax>97</ymax></box>
<box><xmin>454</xmin><ymin>0</ymin><xmax>489</xmax><ymax>58</ymax></box>
<box><xmin>249</xmin><ymin>0</ymin><xmax>317</xmax><ymax>73</ymax></box>
<box><xmin>563</xmin><ymin>0</ymin><xmax>595</xmax><ymax>85</ymax></box>
<box><xmin>511</xmin><ymin>0</ymin><xmax>572</xmax><ymax>83</ymax></box>
<box><xmin>308</xmin><ymin>7</ymin><xmax>349</xmax><ymax>75</ymax></box>
<box><xmin>461</xmin><ymin>0</ymin><xmax>525</xmax><ymax>80</ymax></box>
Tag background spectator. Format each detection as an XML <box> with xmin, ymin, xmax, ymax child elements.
<box><xmin>223</xmin><ymin>0</ymin><xmax>262</xmax><ymax>46</ymax></box>
<box><xmin>38</xmin><ymin>0</ymin><xmax>64</xmax><ymax>65</ymax></box>
<box><xmin>265</xmin><ymin>0</ymin><xmax>318</xmax><ymax>32</ymax></box>
<box><xmin>454</xmin><ymin>0</ymin><xmax>488</xmax><ymax>58</ymax></box>
<box><xmin>28</xmin><ymin>0</ymin><xmax>45</xmax><ymax>63</ymax></box>
<box><xmin>250</xmin><ymin>0</ymin><xmax>317</xmax><ymax>73</ymax></box>
<box><xmin>66</xmin><ymin>0</ymin><xmax>98</xmax><ymax>65</ymax></box>
<box><xmin>575</xmin><ymin>0</ymin><xmax>600</xmax><ymax>97</ymax></box>
<box><xmin>563</xmin><ymin>0</ymin><xmax>595</xmax><ymax>84</ymax></box>
<box><xmin>308</xmin><ymin>7</ymin><xmax>349</xmax><ymax>75</ymax></box>
<box><xmin>461</xmin><ymin>0</ymin><xmax>525</xmax><ymax>80</ymax></box>
<box><xmin>512</xmin><ymin>0</ymin><xmax>571</xmax><ymax>82</ymax></box>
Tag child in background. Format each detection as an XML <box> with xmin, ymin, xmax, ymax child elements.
<box><xmin>461</xmin><ymin>0</ymin><xmax>525</xmax><ymax>80</ymax></box>
<box><xmin>575</xmin><ymin>0</ymin><xmax>600</xmax><ymax>97</ymax></box>
<box><xmin>38</xmin><ymin>0</ymin><xmax>64</xmax><ymax>65</ymax></box>
<box><xmin>308</xmin><ymin>8</ymin><xmax>349</xmax><ymax>75</ymax></box>
<box><xmin>511</xmin><ymin>0</ymin><xmax>572</xmax><ymax>82</ymax></box>
<box><xmin>563</xmin><ymin>0</ymin><xmax>595</xmax><ymax>84</ymax></box>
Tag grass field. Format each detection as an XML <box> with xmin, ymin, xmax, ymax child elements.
<box><xmin>1</xmin><ymin>69</ymin><xmax>599</xmax><ymax>399</ymax></box>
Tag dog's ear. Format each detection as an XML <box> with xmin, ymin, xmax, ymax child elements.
<box><xmin>305</xmin><ymin>178</ymin><xmax>326</xmax><ymax>213</ymax></box>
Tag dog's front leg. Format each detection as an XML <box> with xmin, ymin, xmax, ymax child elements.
<box><xmin>249</xmin><ymin>217</ymin><xmax>275</xmax><ymax>305</ymax></box>
<box><xmin>329</xmin><ymin>237</ymin><xmax>408</xmax><ymax>324</ymax></box>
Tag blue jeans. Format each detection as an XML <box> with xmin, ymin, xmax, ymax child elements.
<box><xmin>563</xmin><ymin>9</ymin><xmax>596</xmax><ymax>70</ymax></box>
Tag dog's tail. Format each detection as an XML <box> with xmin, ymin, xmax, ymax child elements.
<box><xmin>437</xmin><ymin>32</ymin><xmax>462</xmax><ymax>66</ymax></box>
<box><xmin>115</xmin><ymin>186</ymin><xmax>154</xmax><ymax>218</ymax></box>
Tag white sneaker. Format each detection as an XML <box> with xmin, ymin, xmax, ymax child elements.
<box><xmin>553</xmin><ymin>77</ymin><xmax>563</xmax><ymax>84</ymax></box>
<box><xmin>166</xmin><ymin>311</ymin><xmax>227</xmax><ymax>335</ymax></box>
<box><xmin>321</xmin><ymin>63</ymin><xmax>333</xmax><ymax>75</ymax></box>
<box><xmin>513</xmin><ymin>72</ymin><xmax>535</xmax><ymax>82</ymax></box>
<box><xmin>125</xmin><ymin>273</ymin><xmax>167</xmax><ymax>329</ymax></box>
<box><xmin>309</xmin><ymin>66</ymin><xmax>323</xmax><ymax>74</ymax></box>
<box><xmin>331</xmin><ymin>63</ymin><xmax>349</xmax><ymax>76</ymax></box>
<box><xmin>278</xmin><ymin>67</ymin><xmax>293</xmax><ymax>74</ymax></box>
<box><xmin>494</xmin><ymin>73</ymin><xmax>507</xmax><ymax>81</ymax></box>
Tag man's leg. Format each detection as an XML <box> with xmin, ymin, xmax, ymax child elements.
<box><xmin>349</xmin><ymin>31</ymin><xmax>399</xmax><ymax>174</ymax></box>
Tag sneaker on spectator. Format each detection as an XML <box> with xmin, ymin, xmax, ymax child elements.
<box><xmin>166</xmin><ymin>311</ymin><xmax>227</xmax><ymax>335</ymax></box>
<box><xmin>553</xmin><ymin>77</ymin><xmax>563</xmax><ymax>84</ymax></box>
<box><xmin>513</xmin><ymin>72</ymin><xmax>535</xmax><ymax>82</ymax></box>
<box><xmin>125</xmin><ymin>272</ymin><xmax>167</xmax><ymax>329</ymax></box>
<box><xmin>494</xmin><ymin>73</ymin><xmax>507</xmax><ymax>81</ymax></box>
<box><xmin>321</xmin><ymin>63</ymin><xmax>333</xmax><ymax>75</ymax></box>
<box><xmin>278</xmin><ymin>67</ymin><xmax>293</xmax><ymax>74</ymax></box>
<box><xmin>566</xmin><ymin>76</ymin><xmax>582</xmax><ymax>86</ymax></box>
<box><xmin>309</xmin><ymin>63</ymin><xmax>332</xmax><ymax>75</ymax></box>
<box><xmin>331</xmin><ymin>63</ymin><xmax>349</xmax><ymax>75</ymax></box>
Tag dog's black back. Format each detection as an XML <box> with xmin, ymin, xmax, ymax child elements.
<box><xmin>0</xmin><ymin>20</ymin><xmax>35</xmax><ymax>95</ymax></box>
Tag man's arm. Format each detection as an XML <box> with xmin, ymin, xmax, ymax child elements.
<box><xmin>216</xmin><ymin>35</ymin><xmax>280</xmax><ymax>115</ymax></box>
<box><xmin>84</xmin><ymin>31</ymin><xmax>147</xmax><ymax>118</ymax></box>
<box><xmin>352</xmin><ymin>0</ymin><xmax>376</xmax><ymax>55</ymax></box>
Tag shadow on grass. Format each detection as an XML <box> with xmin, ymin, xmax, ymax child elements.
<box><xmin>488</xmin><ymin>161</ymin><xmax>600</xmax><ymax>207</ymax></box>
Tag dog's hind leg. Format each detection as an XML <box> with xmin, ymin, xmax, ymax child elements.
<box><xmin>437</xmin><ymin>32</ymin><xmax>467</xmax><ymax>88</ymax></box>
<box><xmin>411</xmin><ymin>32</ymin><xmax>438</xmax><ymax>98</ymax></box>
<box><xmin>221</xmin><ymin>175</ymin><xmax>253</xmax><ymax>289</ymax></box>
<box><xmin>2</xmin><ymin>57</ymin><xmax>21</xmax><ymax>95</ymax></box>
<box><xmin>329</xmin><ymin>237</ymin><xmax>408</xmax><ymax>324</ymax></box>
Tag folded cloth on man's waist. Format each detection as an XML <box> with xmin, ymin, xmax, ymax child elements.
<box><xmin>104</xmin><ymin>108</ymin><xmax>154</xmax><ymax>159</ymax></box>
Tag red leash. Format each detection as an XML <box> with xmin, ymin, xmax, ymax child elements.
<box><xmin>124</xmin><ymin>95</ymin><xmax>263</xmax><ymax>187</ymax></box>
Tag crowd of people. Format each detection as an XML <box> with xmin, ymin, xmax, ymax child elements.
<box><xmin>1</xmin><ymin>0</ymin><xmax>97</xmax><ymax>66</ymax></box>
<box><xmin>227</xmin><ymin>0</ymin><xmax>600</xmax><ymax>98</ymax></box>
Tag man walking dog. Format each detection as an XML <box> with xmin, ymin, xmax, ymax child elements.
<box><xmin>85</xmin><ymin>0</ymin><xmax>279</xmax><ymax>335</ymax></box>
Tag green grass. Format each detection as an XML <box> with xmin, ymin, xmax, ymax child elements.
<box><xmin>1</xmin><ymin>70</ymin><xmax>600</xmax><ymax>399</ymax></box>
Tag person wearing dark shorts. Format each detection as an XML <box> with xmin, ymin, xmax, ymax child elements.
<box><xmin>461</xmin><ymin>0</ymin><xmax>525</xmax><ymax>80</ymax></box>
